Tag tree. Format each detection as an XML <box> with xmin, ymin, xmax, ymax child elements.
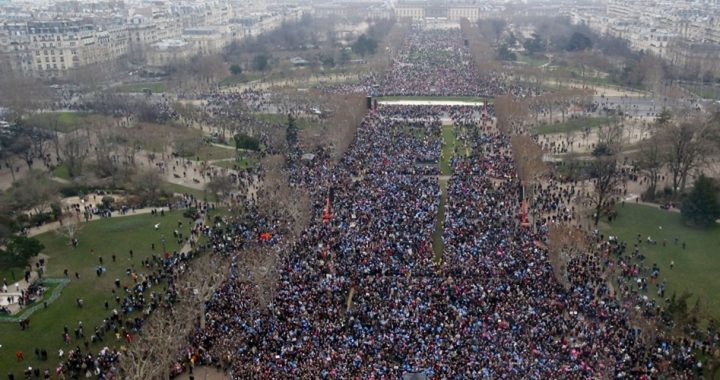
<box><xmin>5</xmin><ymin>171</ymin><xmax>58</xmax><ymax>216</ymax></box>
<box><xmin>637</xmin><ymin>134</ymin><xmax>664</xmax><ymax>200</ymax></box>
<box><xmin>566</xmin><ymin>32</ymin><xmax>593</xmax><ymax>52</ymax></box>
<box><xmin>229</xmin><ymin>64</ymin><xmax>243</xmax><ymax>76</ymax></box>
<box><xmin>322</xmin><ymin>93</ymin><xmax>366</xmax><ymax>162</ymax></box>
<box><xmin>234</xmin><ymin>133</ymin><xmax>260</xmax><ymax>151</ymax></box>
<box><xmin>681</xmin><ymin>175</ymin><xmax>720</xmax><ymax>227</ymax></box>
<box><xmin>61</xmin><ymin>132</ymin><xmax>89</xmax><ymax>178</ymax></box>
<box><xmin>498</xmin><ymin>44</ymin><xmax>517</xmax><ymax>61</ymax></box>
<box><xmin>132</xmin><ymin>169</ymin><xmax>163</xmax><ymax>205</ymax></box>
<box><xmin>660</xmin><ymin>119</ymin><xmax>714</xmax><ymax>194</ymax></box>
<box><xmin>495</xmin><ymin>95</ymin><xmax>527</xmax><ymax>134</ymax></box>
<box><xmin>523</xmin><ymin>33</ymin><xmax>546</xmax><ymax>55</ymax></box>
<box><xmin>252</xmin><ymin>54</ymin><xmax>270</xmax><ymax>72</ymax></box>
<box><xmin>351</xmin><ymin>34</ymin><xmax>378</xmax><ymax>57</ymax></box>
<box><xmin>587</xmin><ymin>125</ymin><xmax>624</xmax><ymax>225</ymax></box>
<box><xmin>173</xmin><ymin>136</ymin><xmax>203</xmax><ymax>158</ymax></box>
<box><xmin>205</xmin><ymin>175</ymin><xmax>234</xmax><ymax>201</ymax></box>
<box><xmin>2</xmin><ymin>236</ymin><xmax>45</xmax><ymax>268</ymax></box>
<box><xmin>488</xmin><ymin>18</ymin><xmax>507</xmax><ymax>44</ymax></box>
<box><xmin>286</xmin><ymin>114</ymin><xmax>298</xmax><ymax>147</ymax></box>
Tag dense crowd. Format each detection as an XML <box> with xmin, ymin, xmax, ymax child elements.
<box><xmin>156</xmin><ymin>24</ymin><xmax>713</xmax><ymax>379</ymax></box>
<box><xmin>180</xmin><ymin>99</ymin><xmax>700</xmax><ymax>379</ymax></box>
<box><xmin>376</xmin><ymin>28</ymin><xmax>538</xmax><ymax>98</ymax></box>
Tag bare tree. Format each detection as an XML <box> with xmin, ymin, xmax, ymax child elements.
<box><xmin>132</xmin><ymin>169</ymin><xmax>163</xmax><ymax>205</ymax></box>
<box><xmin>495</xmin><ymin>95</ymin><xmax>528</xmax><ymax>134</ymax></box>
<box><xmin>259</xmin><ymin>154</ymin><xmax>312</xmax><ymax>236</ymax></box>
<box><xmin>56</xmin><ymin>209</ymin><xmax>83</xmax><ymax>245</ymax></box>
<box><xmin>4</xmin><ymin>170</ymin><xmax>59</xmax><ymax>216</ymax></box>
<box><xmin>205</xmin><ymin>175</ymin><xmax>235</xmax><ymax>201</ymax></box>
<box><xmin>587</xmin><ymin>125</ymin><xmax>624</xmax><ymax>225</ymax></box>
<box><xmin>510</xmin><ymin>135</ymin><xmax>548</xmax><ymax>189</ymax></box>
<box><xmin>660</xmin><ymin>117</ymin><xmax>716</xmax><ymax>193</ymax></box>
<box><xmin>546</xmin><ymin>224</ymin><xmax>588</xmax><ymax>287</ymax></box>
<box><xmin>120</xmin><ymin>247</ymin><xmax>227</xmax><ymax>379</ymax></box>
<box><xmin>61</xmin><ymin>132</ymin><xmax>90</xmax><ymax>178</ymax></box>
<box><xmin>320</xmin><ymin>93</ymin><xmax>366</xmax><ymax>162</ymax></box>
<box><xmin>636</xmin><ymin>133</ymin><xmax>664</xmax><ymax>200</ymax></box>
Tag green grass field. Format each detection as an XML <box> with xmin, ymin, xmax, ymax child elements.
<box><xmin>52</xmin><ymin>165</ymin><xmax>70</xmax><ymax>180</ymax></box>
<box><xmin>0</xmin><ymin>211</ymin><xmax>191</xmax><ymax>375</ymax></box>
<box><xmin>219</xmin><ymin>73</ymin><xmax>263</xmax><ymax>87</ymax></box>
<box><xmin>516</xmin><ymin>53</ymin><xmax>548</xmax><ymax>67</ymax></box>
<box><xmin>604</xmin><ymin>203</ymin><xmax>720</xmax><ymax>319</ymax></box>
<box><xmin>440</xmin><ymin>126</ymin><xmax>456</xmax><ymax>176</ymax></box>
<box><xmin>213</xmin><ymin>157</ymin><xmax>256</xmax><ymax>171</ymax></box>
<box><xmin>186</xmin><ymin>144</ymin><xmax>236</xmax><ymax>162</ymax></box>
<box><xmin>25</xmin><ymin>112</ymin><xmax>103</xmax><ymax>134</ymax></box>
<box><xmin>160</xmin><ymin>182</ymin><xmax>207</xmax><ymax>200</ymax></box>
<box><xmin>535</xmin><ymin>117</ymin><xmax>610</xmax><ymax>135</ymax></box>
<box><xmin>114</xmin><ymin>82</ymin><xmax>166</xmax><ymax>93</ymax></box>
<box><xmin>684</xmin><ymin>84</ymin><xmax>720</xmax><ymax>101</ymax></box>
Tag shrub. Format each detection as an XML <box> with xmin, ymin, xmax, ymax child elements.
<box><xmin>101</xmin><ymin>196</ymin><xmax>115</xmax><ymax>208</ymax></box>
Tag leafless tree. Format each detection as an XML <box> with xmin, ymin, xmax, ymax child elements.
<box><xmin>320</xmin><ymin>93</ymin><xmax>366</xmax><ymax>162</ymax></box>
<box><xmin>510</xmin><ymin>135</ymin><xmax>548</xmax><ymax>190</ymax></box>
<box><xmin>205</xmin><ymin>175</ymin><xmax>235</xmax><ymax>202</ymax></box>
<box><xmin>56</xmin><ymin>209</ymin><xmax>83</xmax><ymax>245</ymax></box>
<box><xmin>60</xmin><ymin>131</ymin><xmax>90</xmax><ymax>178</ymax></box>
<box><xmin>636</xmin><ymin>133</ymin><xmax>664</xmax><ymax>200</ymax></box>
<box><xmin>546</xmin><ymin>224</ymin><xmax>587</xmax><ymax>287</ymax></box>
<box><xmin>132</xmin><ymin>169</ymin><xmax>163</xmax><ymax>204</ymax></box>
<box><xmin>259</xmin><ymin>154</ymin><xmax>312</xmax><ymax>236</ymax></box>
<box><xmin>120</xmin><ymin>244</ymin><xmax>228</xmax><ymax>379</ymax></box>
<box><xmin>660</xmin><ymin>116</ymin><xmax>716</xmax><ymax>193</ymax></box>
<box><xmin>495</xmin><ymin>95</ymin><xmax>528</xmax><ymax>134</ymax></box>
<box><xmin>4</xmin><ymin>170</ymin><xmax>59</xmax><ymax>216</ymax></box>
<box><xmin>586</xmin><ymin>125</ymin><xmax>624</xmax><ymax>225</ymax></box>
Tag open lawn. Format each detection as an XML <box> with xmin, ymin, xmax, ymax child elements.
<box><xmin>219</xmin><ymin>73</ymin><xmax>263</xmax><ymax>87</ymax></box>
<box><xmin>185</xmin><ymin>144</ymin><xmax>236</xmax><ymax>162</ymax></box>
<box><xmin>135</xmin><ymin>122</ymin><xmax>201</xmax><ymax>153</ymax></box>
<box><xmin>25</xmin><ymin>112</ymin><xmax>107</xmax><ymax>134</ymax></box>
<box><xmin>161</xmin><ymin>181</ymin><xmax>207</xmax><ymax>200</ymax></box>
<box><xmin>603</xmin><ymin>203</ymin><xmax>720</xmax><ymax>320</ymax></box>
<box><xmin>213</xmin><ymin>157</ymin><xmax>257</xmax><ymax>171</ymax></box>
<box><xmin>52</xmin><ymin>165</ymin><xmax>70</xmax><ymax>180</ymax></box>
<box><xmin>0</xmin><ymin>211</ymin><xmax>191</xmax><ymax>375</ymax></box>
<box><xmin>440</xmin><ymin>126</ymin><xmax>456</xmax><ymax>176</ymax></box>
<box><xmin>534</xmin><ymin>116</ymin><xmax>610</xmax><ymax>135</ymax></box>
<box><xmin>253</xmin><ymin>113</ymin><xmax>323</xmax><ymax>129</ymax></box>
<box><xmin>515</xmin><ymin>53</ymin><xmax>548</xmax><ymax>67</ymax></box>
<box><xmin>684</xmin><ymin>84</ymin><xmax>720</xmax><ymax>101</ymax></box>
<box><xmin>114</xmin><ymin>82</ymin><xmax>166</xmax><ymax>93</ymax></box>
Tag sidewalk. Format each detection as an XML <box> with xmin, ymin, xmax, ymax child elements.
<box><xmin>0</xmin><ymin>270</ymin><xmax>39</xmax><ymax>315</ymax></box>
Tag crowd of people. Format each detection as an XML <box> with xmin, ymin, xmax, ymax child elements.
<box><xmin>182</xmin><ymin>91</ymin><xmax>706</xmax><ymax>378</ymax></box>
<box><xmin>8</xmin><ymin>23</ymin><xmax>714</xmax><ymax>380</ymax></box>
<box><xmin>375</xmin><ymin>27</ymin><xmax>538</xmax><ymax>98</ymax></box>
<box><xmin>6</xmin><ymin>197</ymin><xmax>214</xmax><ymax>380</ymax></box>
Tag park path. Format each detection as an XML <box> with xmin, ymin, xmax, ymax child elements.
<box><xmin>25</xmin><ymin>206</ymin><xmax>168</xmax><ymax>238</ymax></box>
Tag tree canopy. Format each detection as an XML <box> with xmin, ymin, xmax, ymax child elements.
<box><xmin>1</xmin><ymin>236</ymin><xmax>45</xmax><ymax>268</ymax></box>
<box><xmin>681</xmin><ymin>175</ymin><xmax>720</xmax><ymax>227</ymax></box>
<box><xmin>523</xmin><ymin>33</ymin><xmax>546</xmax><ymax>55</ymax></box>
<box><xmin>566</xmin><ymin>32</ymin><xmax>593</xmax><ymax>51</ymax></box>
<box><xmin>351</xmin><ymin>34</ymin><xmax>378</xmax><ymax>57</ymax></box>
